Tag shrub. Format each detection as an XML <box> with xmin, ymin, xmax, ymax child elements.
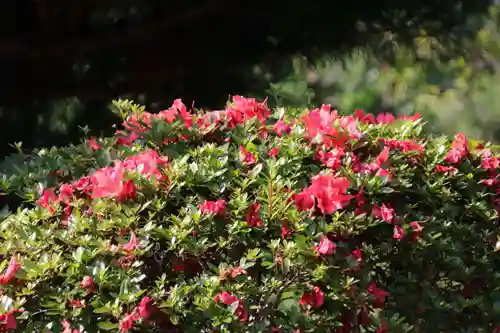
<box><xmin>1</xmin><ymin>96</ymin><xmax>500</xmax><ymax>332</ymax></box>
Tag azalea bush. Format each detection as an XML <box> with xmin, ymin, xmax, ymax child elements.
<box><xmin>1</xmin><ymin>96</ymin><xmax>500</xmax><ymax>332</ymax></box>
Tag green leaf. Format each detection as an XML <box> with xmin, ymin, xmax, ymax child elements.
<box><xmin>98</xmin><ymin>322</ymin><xmax>118</xmax><ymax>330</ymax></box>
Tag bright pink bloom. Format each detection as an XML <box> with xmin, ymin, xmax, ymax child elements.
<box><xmin>119</xmin><ymin>312</ymin><xmax>137</xmax><ymax>333</ymax></box>
<box><xmin>0</xmin><ymin>257</ymin><xmax>21</xmax><ymax>285</ymax></box>
<box><xmin>393</xmin><ymin>225</ymin><xmax>404</xmax><ymax>240</ymax></box>
<box><xmin>380</xmin><ymin>138</ymin><xmax>424</xmax><ymax>153</ymax></box>
<box><xmin>213</xmin><ymin>291</ymin><xmax>247</xmax><ymax>322</ymax></box>
<box><xmin>0</xmin><ymin>310</ymin><xmax>18</xmax><ymax>330</ymax></box>
<box><xmin>372</xmin><ymin>203</ymin><xmax>395</xmax><ymax>223</ymax></box>
<box><xmin>80</xmin><ymin>276</ymin><xmax>94</xmax><ymax>290</ymax></box>
<box><xmin>281</xmin><ymin>223</ymin><xmax>292</xmax><ymax>239</ymax></box>
<box><xmin>302</xmin><ymin>104</ymin><xmax>352</xmax><ymax>148</ymax></box>
<box><xmin>314</xmin><ymin>236</ymin><xmax>337</xmax><ymax>256</ymax></box>
<box><xmin>444</xmin><ymin>133</ymin><xmax>469</xmax><ymax>164</ymax></box>
<box><xmin>435</xmin><ymin>165</ymin><xmax>457</xmax><ymax>173</ymax></box>
<box><xmin>316</xmin><ymin>148</ymin><xmax>345</xmax><ymax>169</ymax></box>
<box><xmin>376</xmin><ymin>113</ymin><xmax>395</xmax><ymax>124</ymax></box>
<box><xmin>273</xmin><ymin>119</ymin><xmax>292</xmax><ymax>136</ymax></box>
<box><xmin>122</xmin><ymin>231</ymin><xmax>139</xmax><ymax>253</ymax></box>
<box><xmin>36</xmin><ymin>188</ymin><xmax>59</xmax><ymax>214</ymax></box>
<box><xmin>91</xmin><ymin>163</ymin><xmax>126</xmax><ymax>198</ymax></box>
<box><xmin>199</xmin><ymin>200</ymin><xmax>226</xmax><ymax>215</ymax></box>
<box><xmin>296</xmin><ymin>175</ymin><xmax>353</xmax><ymax>215</ymax></box>
<box><xmin>239</xmin><ymin>146</ymin><xmax>257</xmax><ymax>165</ymax></box>
<box><xmin>58</xmin><ymin>183</ymin><xmax>74</xmax><ymax>204</ymax></box>
<box><xmin>123</xmin><ymin>150</ymin><xmax>167</xmax><ymax>180</ymax></box>
<box><xmin>87</xmin><ymin>137</ymin><xmax>101</xmax><ymax>150</ymax></box>
<box><xmin>481</xmin><ymin>150</ymin><xmax>500</xmax><ymax>170</ymax></box>
<box><xmin>137</xmin><ymin>296</ymin><xmax>153</xmax><ymax>320</ymax></box>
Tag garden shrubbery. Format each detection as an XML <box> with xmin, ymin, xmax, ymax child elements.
<box><xmin>1</xmin><ymin>96</ymin><xmax>500</xmax><ymax>332</ymax></box>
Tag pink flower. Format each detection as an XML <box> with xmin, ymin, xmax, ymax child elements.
<box><xmin>80</xmin><ymin>276</ymin><xmax>94</xmax><ymax>290</ymax></box>
<box><xmin>87</xmin><ymin>137</ymin><xmax>101</xmax><ymax>151</ymax></box>
<box><xmin>239</xmin><ymin>146</ymin><xmax>257</xmax><ymax>165</ymax></box>
<box><xmin>273</xmin><ymin>119</ymin><xmax>292</xmax><ymax>136</ymax></box>
<box><xmin>122</xmin><ymin>231</ymin><xmax>139</xmax><ymax>253</ymax></box>
<box><xmin>313</xmin><ymin>236</ymin><xmax>337</xmax><ymax>256</ymax></box>
<box><xmin>444</xmin><ymin>133</ymin><xmax>469</xmax><ymax>164</ymax></box>
<box><xmin>213</xmin><ymin>291</ymin><xmax>247</xmax><ymax>322</ymax></box>
<box><xmin>91</xmin><ymin>163</ymin><xmax>127</xmax><ymax>199</ymax></box>
<box><xmin>0</xmin><ymin>257</ymin><xmax>21</xmax><ymax>285</ymax></box>
<box><xmin>435</xmin><ymin>165</ymin><xmax>457</xmax><ymax>173</ymax></box>
<box><xmin>119</xmin><ymin>312</ymin><xmax>137</xmax><ymax>333</ymax></box>
<box><xmin>372</xmin><ymin>203</ymin><xmax>395</xmax><ymax>223</ymax></box>
<box><xmin>199</xmin><ymin>200</ymin><xmax>226</xmax><ymax>215</ymax></box>
<box><xmin>36</xmin><ymin>188</ymin><xmax>59</xmax><ymax>214</ymax></box>
<box><xmin>296</xmin><ymin>175</ymin><xmax>353</xmax><ymax>215</ymax></box>
<box><xmin>409</xmin><ymin>221</ymin><xmax>423</xmax><ymax>241</ymax></box>
<box><xmin>268</xmin><ymin>147</ymin><xmax>280</xmax><ymax>158</ymax></box>
<box><xmin>393</xmin><ymin>225</ymin><xmax>404</xmax><ymax>240</ymax></box>
<box><xmin>137</xmin><ymin>296</ymin><xmax>153</xmax><ymax>320</ymax></box>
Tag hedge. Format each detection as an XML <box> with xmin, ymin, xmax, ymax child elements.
<box><xmin>1</xmin><ymin>96</ymin><xmax>500</xmax><ymax>332</ymax></box>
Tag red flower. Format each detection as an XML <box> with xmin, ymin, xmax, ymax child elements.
<box><xmin>481</xmin><ymin>150</ymin><xmax>500</xmax><ymax>170</ymax></box>
<box><xmin>368</xmin><ymin>282</ymin><xmax>389</xmax><ymax>308</ymax></box>
<box><xmin>444</xmin><ymin>133</ymin><xmax>469</xmax><ymax>164</ymax></box>
<box><xmin>316</xmin><ymin>148</ymin><xmax>345</xmax><ymax>169</ymax></box>
<box><xmin>296</xmin><ymin>175</ymin><xmax>353</xmax><ymax>215</ymax></box>
<box><xmin>62</xmin><ymin>319</ymin><xmax>81</xmax><ymax>333</ymax></box>
<box><xmin>36</xmin><ymin>188</ymin><xmax>59</xmax><ymax>214</ymax></box>
<box><xmin>268</xmin><ymin>147</ymin><xmax>280</xmax><ymax>158</ymax></box>
<box><xmin>137</xmin><ymin>296</ymin><xmax>153</xmax><ymax>320</ymax></box>
<box><xmin>380</xmin><ymin>138</ymin><xmax>424</xmax><ymax>153</ymax></box>
<box><xmin>213</xmin><ymin>291</ymin><xmax>247</xmax><ymax>322</ymax></box>
<box><xmin>392</xmin><ymin>225</ymin><xmax>404</xmax><ymax>240</ymax></box>
<box><xmin>313</xmin><ymin>236</ymin><xmax>337</xmax><ymax>256</ymax></box>
<box><xmin>0</xmin><ymin>310</ymin><xmax>19</xmax><ymax>330</ymax></box>
<box><xmin>294</xmin><ymin>191</ymin><xmax>315</xmax><ymax>211</ymax></box>
<box><xmin>372</xmin><ymin>203</ymin><xmax>395</xmax><ymax>223</ymax></box>
<box><xmin>376</xmin><ymin>113</ymin><xmax>395</xmax><ymax>124</ymax></box>
<box><xmin>300</xmin><ymin>286</ymin><xmax>325</xmax><ymax>308</ymax></box>
<box><xmin>119</xmin><ymin>312</ymin><xmax>137</xmax><ymax>333</ymax></box>
<box><xmin>79</xmin><ymin>275</ymin><xmax>94</xmax><ymax>290</ymax></box>
<box><xmin>376</xmin><ymin>320</ymin><xmax>388</xmax><ymax>333</ymax></box>
<box><xmin>281</xmin><ymin>223</ymin><xmax>292</xmax><ymax>239</ymax></box>
<box><xmin>0</xmin><ymin>257</ymin><xmax>21</xmax><ymax>285</ymax></box>
<box><xmin>273</xmin><ymin>119</ymin><xmax>292</xmax><ymax>136</ymax></box>
<box><xmin>200</xmin><ymin>200</ymin><xmax>226</xmax><ymax>215</ymax></box>
<box><xmin>87</xmin><ymin>137</ymin><xmax>101</xmax><ymax>151</ymax></box>
<box><xmin>409</xmin><ymin>221</ymin><xmax>423</xmax><ymax>241</ymax></box>
<box><xmin>435</xmin><ymin>165</ymin><xmax>457</xmax><ymax>173</ymax></box>
<box><xmin>245</xmin><ymin>203</ymin><xmax>263</xmax><ymax>227</ymax></box>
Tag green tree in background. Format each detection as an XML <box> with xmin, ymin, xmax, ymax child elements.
<box><xmin>260</xmin><ymin>6</ymin><xmax>500</xmax><ymax>142</ymax></box>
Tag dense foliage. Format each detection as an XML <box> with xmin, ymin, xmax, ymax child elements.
<box><xmin>2</xmin><ymin>96</ymin><xmax>500</xmax><ymax>332</ymax></box>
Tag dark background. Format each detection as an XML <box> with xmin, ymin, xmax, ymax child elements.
<box><xmin>0</xmin><ymin>0</ymin><xmax>491</xmax><ymax>157</ymax></box>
